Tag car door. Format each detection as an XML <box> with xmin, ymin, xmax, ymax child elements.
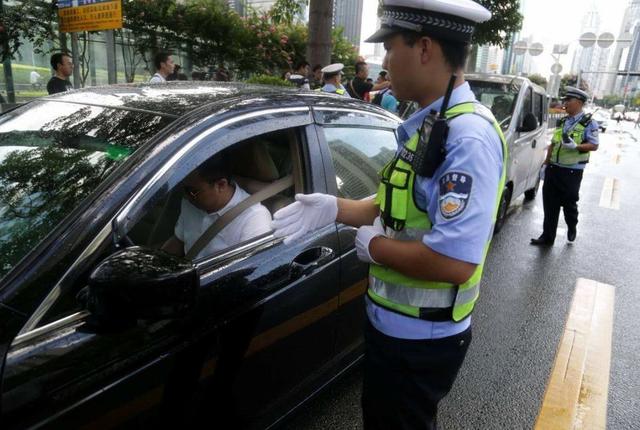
<box><xmin>510</xmin><ymin>85</ymin><xmax>537</xmax><ymax>198</ymax></box>
<box><xmin>1</xmin><ymin>106</ymin><xmax>340</xmax><ymax>429</ymax></box>
<box><xmin>114</xmin><ymin>106</ymin><xmax>342</xmax><ymax>427</ymax></box>
<box><xmin>312</xmin><ymin>106</ymin><xmax>400</xmax><ymax>358</ymax></box>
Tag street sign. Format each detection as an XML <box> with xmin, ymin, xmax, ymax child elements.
<box><xmin>58</xmin><ymin>0</ymin><xmax>123</xmax><ymax>33</ymax></box>
<box><xmin>579</xmin><ymin>32</ymin><xmax>597</xmax><ymax>48</ymax></box>
<box><xmin>553</xmin><ymin>44</ymin><xmax>569</xmax><ymax>55</ymax></box>
<box><xmin>551</xmin><ymin>63</ymin><xmax>563</xmax><ymax>74</ymax></box>
<box><xmin>529</xmin><ymin>43</ymin><xmax>544</xmax><ymax>56</ymax></box>
<box><xmin>513</xmin><ymin>41</ymin><xmax>528</xmax><ymax>55</ymax></box>
<box><xmin>598</xmin><ymin>32</ymin><xmax>615</xmax><ymax>49</ymax></box>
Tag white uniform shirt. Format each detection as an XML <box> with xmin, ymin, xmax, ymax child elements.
<box><xmin>149</xmin><ymin>73</ymin><xmax>166</xmax><ymax>83</ymax></box>
<box><xmin>174</xmin><ymin>186</ymin><xmax>272</xmax><ymax>259</ymax></box>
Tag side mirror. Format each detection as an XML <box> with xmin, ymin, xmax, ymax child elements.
<box><xmin>518</xmin><ymin>112</ymin><xmax>539</xmax><ymax>133</ymax></box>
<box><xmin>87</xmin><ymin>246</ymin><xmax>198</xmax><ymax>328</ymax></box>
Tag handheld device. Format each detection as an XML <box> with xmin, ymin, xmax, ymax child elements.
<box><xmin>412</xmin><ymin>74</ymin><xmax>457</xmax><ymax>178</ymax></box>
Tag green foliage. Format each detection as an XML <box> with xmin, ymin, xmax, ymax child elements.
<box><xmin>246</xmin><ymin>74</ymin><xmax>295</xmax><ymax>86</ymax></box>
<box><xmin>1</xmin><ymin>0</ymin><xmax>59</xmax><ymax>62</ymax></box>
<box><xmin>528</xmin><ymin>73</ymin><xmax>547</xmax><ymax>89</ymax></box>
<box><xmin>3</xmin><ymin>0</ymin><xmax>357</xmax><ymax>84</ymax></box>
<box><xmin>474</xmin><ymin>1</ymin><xmax>523</xmax><ymax>48</ymax></box>
<box><xmin>600</xmin><ymin>94</ymin><xmax>623</xmax><ymax>108</ymax></box>
<box><xmin>270</xmin><ymin>0</ymin><xmax>307</xmax><ymax>25</ymax></box>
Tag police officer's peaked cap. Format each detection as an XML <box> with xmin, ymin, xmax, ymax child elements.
<box><xmin>563</xmin><ymin>86</ymin><xmax>589</xmax><ymax>103</ymax></box>
<box><xmin>365</xmin><ymin>0</ymin><xmax>491</xmax><ymax>44</ymax></box>
<box><xmin>321</xmin><ymin>63</ymin><xmax>345</xmax><ymax>75</ymax></box>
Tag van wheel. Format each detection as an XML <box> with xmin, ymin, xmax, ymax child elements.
<box><xmin>524</xmin><ymin>176</ymin><xmax>541</xmax><ymax>201</ymax></box>
<box><xmin>493</xmin><ymin>187</ymin><xmax>511</xmax><ymax>235</ymax></box>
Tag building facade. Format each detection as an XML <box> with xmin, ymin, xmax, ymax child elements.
<box><xmin>604</xmin><ymin>0</ymin><xmax>640</xmax><ymax>97</ymax></box>
<box><xmin>333</xmin><ymin>0</ymin><xmax>364</xmax><ymax>49</ymax></box>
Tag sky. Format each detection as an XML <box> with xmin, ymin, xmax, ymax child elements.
<box><xmin>359</xmin><ymin>0</ymin><xmax>628</xmax><ymax>77</ymax></box>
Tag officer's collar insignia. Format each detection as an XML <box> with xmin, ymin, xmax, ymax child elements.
<box><xmin>439</xmin><ymin>171</ymin><xmax>472</xmax><ymax>219</ymax></box>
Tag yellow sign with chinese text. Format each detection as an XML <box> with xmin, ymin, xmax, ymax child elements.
<box><xmin>58</xmin><ymin>0</ymin><xmax>123</xmax><ymax>33</ymax></box>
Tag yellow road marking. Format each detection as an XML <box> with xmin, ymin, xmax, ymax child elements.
<box><xmin>535</xmin><ymin>278</ymin><xmax>614</xmax><ymax>430</ymax></box>
<box><xmin>599</xmin><ymin>177</ymin><xmax>620</xmax><ymax>210</ymax></box>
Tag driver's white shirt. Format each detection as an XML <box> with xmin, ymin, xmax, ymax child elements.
<box><xmin>175</xmin><ymin>185</ymin><xmax>272</xmax><ymax>259</ymax></box>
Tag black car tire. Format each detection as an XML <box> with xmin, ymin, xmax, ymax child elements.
<box><xmin>493</xmin><ymin>186</ymin><xmax>511</xmax><ymax>235</ymax></box>
<box><xmin>524</xmin><ymin>175</ymin><xmax>540</xmax><ymax>201</ymax></box>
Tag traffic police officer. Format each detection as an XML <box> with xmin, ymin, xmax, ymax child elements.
<box><xmin>272</xmin><ymin>0</ymin><xmax>504</xmax><ymax>428</ymax></box>
<box><xmin>319</xmin><ymin>63</ymin><xmax>350</xmax><ymax>97</ymax></box>
<box><xmin>531</xmin><ymin>86</ymin><xmax>599</xmax><ymax>245</ymax></box>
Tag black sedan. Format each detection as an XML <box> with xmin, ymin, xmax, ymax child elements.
<box><xmin>0</xmin><ymin>82</ymin><xmax>401</xmax><ymax>429</ymax></box>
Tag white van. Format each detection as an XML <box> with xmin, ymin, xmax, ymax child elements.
<box><xmin>466</xmin><ymin>74</ymin><xmax>549</xmax><ymax>233</ymax></box>
<box><xmin>396</xmin><ymin>74</ymin><xmax>549</xmax><ymax>233</ymax></box>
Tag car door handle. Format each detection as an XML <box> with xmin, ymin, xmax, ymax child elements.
<box><xmin>290</xmin><ymin>246</ymin><xmax>335</xmax><ymax>278</ymax></box>
<box><xmin>532</xmin><ymin>139</ymin><xmax>537</xmax><ymax>148</ymax></box>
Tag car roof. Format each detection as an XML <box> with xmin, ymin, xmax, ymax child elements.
<box><xmin>465</xmin><ymin>73</ymin><xmax>547</xmax><ymax>94</ymax></box>
<box><xmin>37</xmin><ymin>81</ymin><xmax>394</xmax><ymax>120</ymax></box>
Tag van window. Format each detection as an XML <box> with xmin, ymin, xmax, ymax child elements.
<box><xmin>467</xmin><ymin>80</ymin><xmax>519</xmax><ymax>131</ymax></box>
<box><xmin>520</xmin><ymin>88</ymin><xmax>533</xmax><ymax>127</ymax></box>
<box><xmin>533</xmin><ymin>92</ymin><xmax>543</xmax><ymax>126</ymax></box>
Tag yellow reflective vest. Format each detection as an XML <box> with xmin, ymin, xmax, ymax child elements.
<box><xmin>369</xmin><ymin>101</ymin><xmax>507</xmax><ymax>322</ymax></box>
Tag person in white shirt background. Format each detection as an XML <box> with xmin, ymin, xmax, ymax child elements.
<box><xmin>162</xmin><ymin>153</ymin><xmax>272</xmax><ymax>259</ymax></box>
<box><xmin>149</xmin><ymin>51</ymin><xmax>176</xmax><ymax>84</ymax></box>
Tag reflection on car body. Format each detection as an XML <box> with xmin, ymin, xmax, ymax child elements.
<box><xmin>0</xmin><ymin>82</ymin><xmax>400</xmax><ymax>429</ymax></box>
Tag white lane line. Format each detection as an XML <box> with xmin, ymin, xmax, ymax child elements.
<box><xmin>599</xmin><ymin>177</ymin><xmax>620</xmax><ymax>210</ymax></box>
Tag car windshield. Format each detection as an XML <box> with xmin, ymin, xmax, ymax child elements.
<box><xmin>0</xmin><ymin>100</ymin><xmax>175</xmax><ymax>279</ymax></box>
<box><xmin>468</xmin><ymin>80</ymin><xmax>519</xmax><ymax>130</ymax></box>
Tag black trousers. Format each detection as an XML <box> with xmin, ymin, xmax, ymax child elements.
<box><xmin>541</xmin><ymin>164</ymin><xmax>584</xmax><ymax>242</ymax></box>
<box><xmin>362</xmin><ymin>321</ymin><xmax>472</xmax><ymax>430</ymax></box>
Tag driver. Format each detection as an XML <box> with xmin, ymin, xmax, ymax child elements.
<box><xmin>162</xmin><ymin>153</ymin><xmax>272</xmax><ymax>259</ymax></box>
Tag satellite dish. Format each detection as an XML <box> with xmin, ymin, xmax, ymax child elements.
<box><xmin>513</xmin><ymin>41</ymin><xmax>528</xmax><ymax>55</ymax></box>
<box><xmin>529</xmin><ymin>42</ymin><xmax>544</xmax><ymax>56</ymax></box>
<box><xmin>579</xmin><ymin>32</ymin><xmax>597</xmax><ymax>48</ymax></box>
<box><xmin>598</xmin><ymin>32</ymin><xmax>615</xmax><ymax>49</ymax></box>
<box><xmin>551</xmin><ymin>63</ymin><xmax>563</xmax><ymax>74</ymax></box>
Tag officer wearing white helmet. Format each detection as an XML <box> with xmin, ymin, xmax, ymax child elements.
<box><xmin>531</xmin><ymin>86</ymin><xmax>599</xmax><ymax>245</ymax></box>
<box><xmin>319</xmin><ymin>63</ymin><xmax>351</xmax><ymax>97</ymax></box>
<box><xmin>271</xmin><ymin>1</ymin><xmax>504</xmax><ymax>427</ymax></box>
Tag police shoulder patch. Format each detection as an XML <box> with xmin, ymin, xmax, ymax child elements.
<box><xmin>438</xmin><ymin>171</ymin><xmax>473</xmax><ymax>219</ymax></box>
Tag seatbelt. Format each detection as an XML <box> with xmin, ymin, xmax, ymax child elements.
<box><xmin>185</xmin><ymin>175</ymin><xmax>294</xmax><ymax>260</ymax></box>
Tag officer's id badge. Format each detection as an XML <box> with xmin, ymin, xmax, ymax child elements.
<box><xmin>439</xmin><ymin>172</ymin><xmax>473</xmax><ymax>219</ymax></box>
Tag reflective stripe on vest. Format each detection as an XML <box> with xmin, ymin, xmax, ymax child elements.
<box><xmin>551</xmin><ymin>117</ymin><xmax>591</xmax><ymax>166</ymax></box>
<box><xmin>369</xmin><ymin>101</ymin><xmax>508</xmax><ymax>322</ymax></box>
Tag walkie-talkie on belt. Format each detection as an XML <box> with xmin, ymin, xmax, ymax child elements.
<box><xmin>412</xmin><ymin>74</ymin><xmax>457</xmax><ymax>178</ymax></box>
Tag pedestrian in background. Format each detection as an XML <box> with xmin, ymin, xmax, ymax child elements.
<box><xmin>149</xmin><ymin>52</ymin><xmax>175</xmax><ymax>83</ymax></box>
<box><xmin>531</xmin><ymin>86</ymin><xmax>599</xmax><ymax>245</ymax></box>
<box><xmin>47</xmin><ymin>53</ymin><xmax>73</xmax><ymax>95</ymax></box>
<box><xmin>271</xmin><ymin>0</ymin><xmax>503</xmax><ymax>428</ymax></box>
<box><xmin>347</xmin><ymin>61</ymin><xmax>390</xmax><ymax>101</ymax></box>
<box><xmin>311</xmin><ymin>64</ymin><xmax>324</xmax><ymax>89</ymax></box>
<box><xmin>318</xmin><ymin>63</ymin><xmax>350</xmax><ymax>97</ymax></box>
<box><xmin>30</xmin><ymin>70</ymin><xmax>42</xmax><ymax>90</ymax></box>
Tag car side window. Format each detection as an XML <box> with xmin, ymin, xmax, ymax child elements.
<box><xmin>323</xmin><ymin>127</ymin><xmax>397</xmax><ymax>199</ymax></box>
<box><xmin>126</xmin><ymin>129</ymin><xmax>298</xmax><ymax>260</ymax></box>
<box><xmin>34</xmin><ymin>128</ymin><xmax>301</xmax><ymax>328</ymax></box>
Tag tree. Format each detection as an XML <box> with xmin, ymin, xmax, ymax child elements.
<box><xmin>474</xmin><ymin>1</ymin><xmax>523</xmax><ymax>48</ymax></box>
<box><xmin>307</xmin><ymin>0</ymin><xmax>333</xmax><ymax>69</ymax></box>
<box><xmin>528</xmin><ymin>73</ymin><xmax>547</xmax><ymax>89</ymax></box>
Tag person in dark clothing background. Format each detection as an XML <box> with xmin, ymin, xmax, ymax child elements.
<box><xmin>347</xmin><ymin>61</ymin><xmax>390</xmax><ymax>100</ymax></box>
<box><xmin>47</xmin><ymin>53</ymin><xmax>73</xmax><ymax>95</ymax></box>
